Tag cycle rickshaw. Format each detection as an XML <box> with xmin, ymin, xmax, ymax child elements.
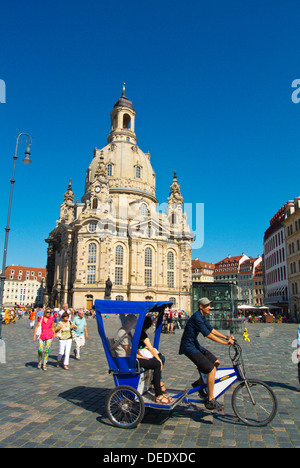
<box><xmin>95</xmin><ymin>300</ymin><xmax>277</xmax><ymax>429</ymax></box>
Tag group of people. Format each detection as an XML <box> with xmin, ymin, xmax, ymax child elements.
<box><xmin>30</xmin><ymin>298</ymin><xmax>300</xmax><ymax>408</ymax></box>
<box><xmin>32</xmin><ymin>303</ymin><xmax>88</xmax><ymax>371</ymax></box>
<box><xmin>164</xmin><ymin>309</ymin><xmax>186</xmax><ymax>334</ymax></box>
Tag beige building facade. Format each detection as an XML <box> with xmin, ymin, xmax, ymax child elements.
<box><xmin>283</xmin><ymin>196</ymin><xmax>300</xmax><ymax>321</ymax></box>
<box><xmin>3</xmin><ymin>265</ymin><xmax>45</xmax><ymax>307</ymax></box>
<box><xmin>191</xmin><ymin>259</ymin><xmax>215</xmax><ymax>282</ymax></box>
<box><xmin>45</xmin><ymin>88</ymin><xmax>194</xmax><ymax>310</ymax></box>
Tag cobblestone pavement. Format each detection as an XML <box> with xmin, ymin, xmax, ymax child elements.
<box><xmin>0</xmin><ymin>317</ymin><xmax>300</xmax><ymax>448</ymax></box>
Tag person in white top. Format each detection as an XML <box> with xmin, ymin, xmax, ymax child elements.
<box><xmin>59</xmin><ymin>303</ymin><xmax>72</xmax><ymax>321</ymax></box>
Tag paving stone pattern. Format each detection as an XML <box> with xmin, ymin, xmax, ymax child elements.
<box><xmin>0</xmin><ymin>317</ymin><xmax>300</xmax><ymax>448</ymax></box>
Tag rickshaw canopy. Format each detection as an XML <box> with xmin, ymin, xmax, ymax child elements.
<box><xmin>94</xmin><ymin>300</ymin><xmax>172</xmax><ymax>373</ymax></box>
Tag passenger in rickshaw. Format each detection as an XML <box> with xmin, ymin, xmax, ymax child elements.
<box><xmin>113</xmin><ymin>314</ymin><xmax>137</xmax><ymax>357</ymax></box>
<box><xmin>137</xmin><ymin>316</ymin><xmax>173</xmax><ymax>405</ymax></box>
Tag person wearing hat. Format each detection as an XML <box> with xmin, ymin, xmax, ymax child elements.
<box><xmin>179</xmin><ymin>297</ymin><xmax>234</xmax><ymax>411</ymax></box>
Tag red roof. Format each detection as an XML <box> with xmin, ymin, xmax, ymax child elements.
<box><xmin>215</xmin><ymin>256</ymin><xmax>243</xmax><ymax>266</ymax></box>
<box><xmin>5</xmin><ymin>265</ymin><xmax>46</xmax><ymax>282</ymax></box>
<box><xmin>192</xmin><ymin>259</ymin><xmax>215</xmax><ymax>271</ymax></box>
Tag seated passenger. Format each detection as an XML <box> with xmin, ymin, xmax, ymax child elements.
<box><xmin>137</xmin><ymin>316</ymin><xmax>172</xmax><ymax>404</ymax></box>
<box><xmin>113</xmin><ymin>314</ymin><xmax>137</xmax><ymax>357</ymax></box>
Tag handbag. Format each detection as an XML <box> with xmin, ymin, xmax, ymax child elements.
<box><xmin>139</xmin><ymin>347</ymin><xmax>158</xmax><ymax>359</ymax></box>
<box><xmin>36</xmin><ymin>318</ymin><xmax>42</xmax><ymax>340</ymax></box>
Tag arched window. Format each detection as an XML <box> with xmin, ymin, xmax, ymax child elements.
<box><xmin>123</xmin><ymin>113</ymin><xmax>131</xmax><ymax>129</ymax></box>
<box><xmin>115</xmin><ymin>245</ymin><xmax>124</xmax><ymax>265</ymax></box>
<box><xmin>145</xmin><ymin>247</ymin><xmax>152</xmax><ymax>287</ymax></box>
<box><xmin>169</xmin><ymin>297</ymin><xmax>176</xmax><ymax>306</ymax></box>
<box><xmin>115</xmin><ymin>245</ymin><xmax>124</xmax><ymax>285</ymax></box>
<box><xmin>146</xmin><ymin>226</ymin><xmax>153</xmax><ymax>238</ymax></box>
<box><xmin>171</xmin><ymin>213</ymin><xmax>177</xmax><ymax>225</ymax></box>
<box><xmin>140</xmin><ymin>203</ymin><xmax>148</xmax><ymax>216</ymax></box>
<box><xmin>88</xmin><ymin>243</ymin><xmax>97</xmax><ymax>263</ymax></box>
<box><xmin>135</xmin><ymin>166</ymin><xmax>141</xmax><ymax>178</ymax></box>
<box><xmin>107</xmin><ymin>163</ymin><xmax>112</xmax><ymax>176</ymax></box>
<box><xmin>167</xmin><ymin>251</ymin><xmax>174</xmax><ymax>270</ymax></box>
<box><xmin>145</xmin><ymin>247</ymin><xmax>152</xmax><ymax>267</ymax></box>
<box><xmin>167</xmin><ymin>251</ymin><xmax>175</xmax><ymax>288</ymax></box>
<box><xmin>92</xmin><ymin>198</ymin><xmax>98</xmax><ymax>209</ymax></box>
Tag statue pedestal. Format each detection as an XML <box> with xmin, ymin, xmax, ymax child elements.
<box><xmin>104</xmin><ymin>296</ymin><xmax>111</xmax><ymax>300</ymax></box>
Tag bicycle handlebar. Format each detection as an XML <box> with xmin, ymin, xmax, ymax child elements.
<box><xmin>229</xmin><ymin>339</ymin><xmax>242</xmax><ymax>364</ymax></box>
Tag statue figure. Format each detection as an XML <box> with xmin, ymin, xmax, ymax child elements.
<box><xmin>105</xmin><ymin>277</ymin><xmax>112</xmax><ymax>299</ymax></box>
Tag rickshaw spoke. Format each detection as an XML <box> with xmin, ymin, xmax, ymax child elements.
<box><xmin>106</xmin><ymin>386</ymin><xmax>145</xmax><ymax>428</ymax></box>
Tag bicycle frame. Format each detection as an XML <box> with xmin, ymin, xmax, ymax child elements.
<box><xmin>184</xmin><ymin>343</ymin><xmax>245</xmax><ymax>403</ymax></box>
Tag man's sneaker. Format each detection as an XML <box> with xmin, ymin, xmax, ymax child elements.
<box><xmin>204</xmin><ymin>398</ymin><xmax>224</xmax><ymax>411</ymax></box>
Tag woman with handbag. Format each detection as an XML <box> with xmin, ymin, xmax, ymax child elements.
<box><xmin>33</xmin><ymin>308</ymin><xmax>56</xmax><ymax>371</ymax></box>
<box><xmin>55</xmin><ymin>312</ymin><xmax>77</xmax><ymax>370</ymax></box>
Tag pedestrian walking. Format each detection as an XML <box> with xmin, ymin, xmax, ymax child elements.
<box><xmin>165</xmin><ymin>309</ymin><xmax>174</xmax><ymax>334</ymax></box>
<box><xmin>55</xmin><ymin>312</ymin><xmax>77</xmax><ymax>370</ymax></box>
<box><xmin>33</xmin><ymin>308</ymin><xmax>56</xmax><ymax>371</ymax></box>
<box><xmin>36</xmin><ymin>308</ymin><xmax>44</xmax><ymax>320</ymax></box>
<box><xmin>72</xmin><ymin>310</ymin><xmax>88</xmax><ymax>360</ymax></box>
<box><xmin>59</xmin><ymin>303</ymin><xmax>72</xmax><ymax>321</ymax></box>
<box><xmin>53</xmin><ymin>308</ymin><xmax>59</xmax><ymax>323</ymax></box>
<box><xmin>29</xmin><ymin>309</ymin><xmax>36</xmax><ymax>329</ymax></box>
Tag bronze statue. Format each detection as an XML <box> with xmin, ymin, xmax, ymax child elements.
<box><xmin>105</xmin><ymin>277</ymin><xmax>112</xmax><ymax>299</ymax></box>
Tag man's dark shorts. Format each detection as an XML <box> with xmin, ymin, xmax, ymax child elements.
<box><xmin>185</xmin><ymin>349</ymin><xmax>217</xmax><ymax>374</ymax></box>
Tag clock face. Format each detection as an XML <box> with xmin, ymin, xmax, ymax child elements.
<box><xmin>95</xmin><ymin>185</ymin><xmax>101</xmax><ymax>193</ymax></box>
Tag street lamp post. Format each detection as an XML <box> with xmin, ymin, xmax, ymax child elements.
<box><xmin>0</xmin><ymin>132</ymin><xmax>32</xmax><ymax>339</ymax></box>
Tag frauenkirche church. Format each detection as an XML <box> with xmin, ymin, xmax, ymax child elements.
<box><xmin>45</xmin><ymin>86</ymin><xmax>194</xmax><ymax>310</ymax></box>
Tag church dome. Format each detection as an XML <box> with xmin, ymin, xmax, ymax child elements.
<box><xmin>113</xmin><ymin>94</ymin><xmax>133</xmax><ymax>109</ymax></box>
<box><xmin>84</xmin><ymin>87</ymin><xmax>157</xmax><ymax>203</ymax></box>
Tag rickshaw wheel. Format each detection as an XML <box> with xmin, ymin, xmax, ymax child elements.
<box><xmin>105</xmin><ymin>385</ymin><xmax>145</xmax><ymax>429</ymax></box>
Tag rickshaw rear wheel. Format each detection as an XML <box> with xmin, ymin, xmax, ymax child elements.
<box><xmin>105</xmin><ymin>385</ymin><xmax>145</xmax><ymax>429</ymax></box>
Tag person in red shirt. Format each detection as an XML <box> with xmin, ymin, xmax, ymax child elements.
<box><xmin>33</xmin><ymin>308</ymin><xmax>56</xmax><ymax>371</ymax></box>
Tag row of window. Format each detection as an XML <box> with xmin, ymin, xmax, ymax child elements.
<box><xmin>264</xmin><ymin>230</ymin><xmax>284</xmax><ymax>254</ymax></box>
<box><xmin>114</xmin><ymin>295</ymin><xmax>177</xmax><ymax>305</ymax></box>
<box><xmin>287</xmin><ymin>219</ymin><xmax>300</xmax><ymax>237</ymax></box>
<box><xmin>10</xmin><ymin>275</ymin><xmax>43</xmax><ymax>281</ymax></box>
<box><xmin>106</xmin><ymin>163</ymin><xmax>142</xmax><ymax>179</ymax></box>
<box><xmin>86</xmin><ymin>244</ymin><xmax>176</xmax><ymax>288</ymax></box>
<box><xmin>10</xmin><ymin>269</ymin><xmax>43</xmax><ymax>276</ymax></box>
<box><xmin>291</xmin><ymin>282</ymin><xmax>299</xmax><ymax>295</ymax></box>
<box><xmin>290</xmin><ymin>260</ymin><xmax>300</xmax><ymax>275</ymax></box>
<box><xmin>287</xmin><ymin>239</ymin><xmax>300</xmax><ymax>255</ymax></box>
<box><xmin>264</xmin><ymin>248</ymin><xmax>285</xmax><ymax>270</ymax></box>
<box><xmin>265</xmin><ymin>265</ymin><xmax>287</xmax><ymax>285</ymax></box>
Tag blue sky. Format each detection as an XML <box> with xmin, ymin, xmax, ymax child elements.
<box><xmin>0</xmin><ymin>0</ymin><xmax>300</xmax><ymax>268</ymax></box>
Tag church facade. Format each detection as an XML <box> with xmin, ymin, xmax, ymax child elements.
<box><xmin>45</xmin><ymin>87</ymin><xmax>194</xmax><ymax>311</ymax></box>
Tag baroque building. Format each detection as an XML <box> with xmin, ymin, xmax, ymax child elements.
<box><xmin>263</xmin><ymin>203</ymin><xmax>289</xmax><ymax>315</ymax></box>
<box><xmin>45</xmin><ymin>87</ymin><xmax>194</xmax><ymax>310</ymax></box>
<box><xmin>283</xmin><ymin>196</ymin><xmax>300</xmax><ymax>321</ymax></box>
